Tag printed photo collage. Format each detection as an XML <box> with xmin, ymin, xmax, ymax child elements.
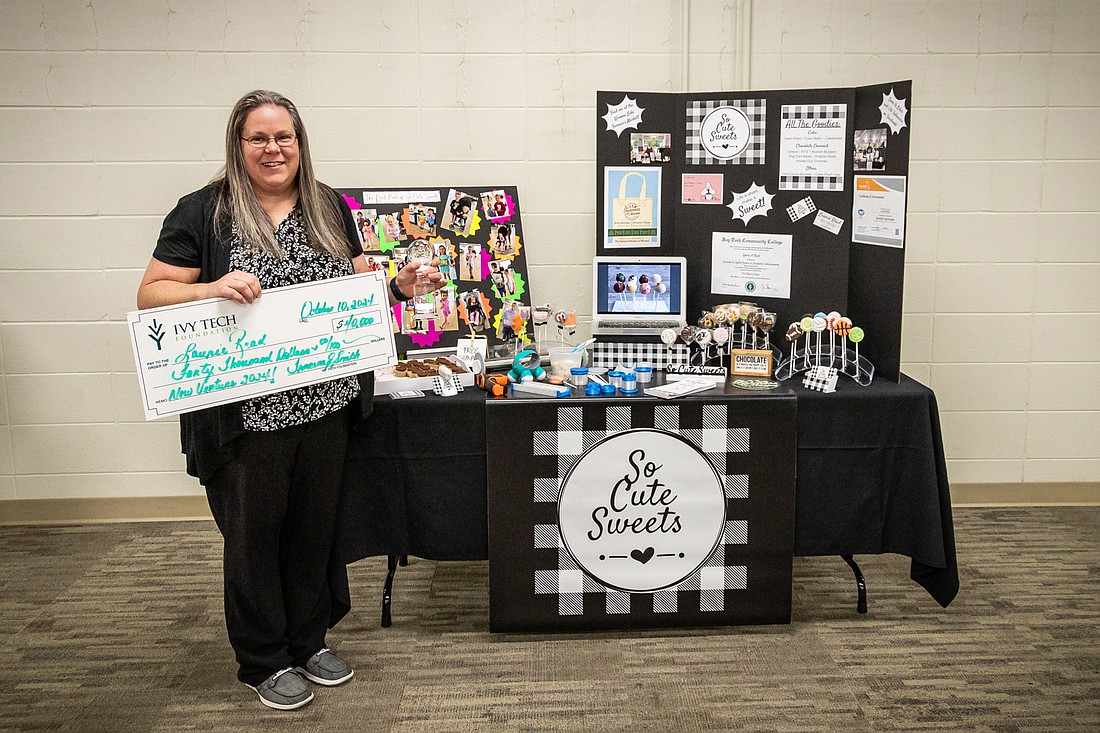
<box><xmin>338</xmin><ymin>186</ymin><xmax>531</xmax><ymax>352</ymax></box>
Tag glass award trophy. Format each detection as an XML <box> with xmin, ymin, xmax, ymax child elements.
<box><xmin>407</xmin><ymin>240</ymin><xmax>436</xmax><ymax>316</ymax></box>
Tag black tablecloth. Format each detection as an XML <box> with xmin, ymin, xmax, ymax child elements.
<box><xmin>790</xmin><ymin>375</ymin><xmax>958</xmax><ymax>606</ymax></box>
<box><xmin>336</xmin><ymin>375</ymin><xmax>958</xmax><ymax>609</ymax></box>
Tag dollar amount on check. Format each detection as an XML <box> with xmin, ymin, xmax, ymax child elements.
<box><xmin>128</xmin><ymin>272</ymin><xmax>397</xmax><ymax>420</ymax></box>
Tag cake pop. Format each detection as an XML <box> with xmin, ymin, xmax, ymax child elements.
<box><xmin>835</xmin><ymin>316</ymin><xmax>853</xmax><ymax>370</ymax></box>
<box><xmin>760</xmin><ymin>311</ymin><xmax>777</xmax><ymax>352</ymax></box>
<box><xmin>848</xmin><ymin>326</ymin><xmax>865</xmax><ymax>371</ymax></box>
<box><xmin>785</xmin><ymin>322</ymin><xmax>803</xmax><ymax>369</ymax></box>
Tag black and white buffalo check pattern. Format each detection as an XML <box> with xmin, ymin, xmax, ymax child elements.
<box><xmin>532</xmin><ymin>404</ymin><xmax>750</xmax><ymax>617</ymax></box>
<box><xmin>802</xmin><ymin>365</ymin><xmax>839</xmax><ymax>393</ymax></box>
<box><xmin>592</xmin><ymin>342</ymin><xmax>689</xmax><ymax>369</ymax></box>
<box><xmin>779</xmin><ymin>104</ymin><xmax>846</xmax><ymax>191</ymax></box>
<box><xmin>685</xmin><ymin>98</ymin><xmax>767</xmax><ymax>166</ymax></box>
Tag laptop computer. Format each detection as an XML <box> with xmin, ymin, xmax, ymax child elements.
<box><xmin>591</xmin><ymin>255</ymin><xmax>688</xmax><ymax>336</ymax></box>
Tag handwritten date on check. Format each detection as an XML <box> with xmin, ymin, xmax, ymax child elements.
<box><xmin>128</xmin><ymin>272</ymin><xmax>397</xmax><ymax>420</ymax></box>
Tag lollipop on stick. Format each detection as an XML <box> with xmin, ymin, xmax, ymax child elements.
<box><xmin>613</xmin><ymin>273</ymin><xmax>625</xmax><ymax>301</ymax></box>
<box><xmin>810</xmin><ymin>315</ymin><xmax>827</xmax><ymax>367</ymax></box>
<box><xmin>834</xmin><ymin>317</ymin><xmax>853</xmax><ymax>372</ymax></box>
<box><xmin>626</xmin><ymin>274</ymin><xmax>638</xmax><ymax>302</ymax></box>
<box><xmin>694</xmin><ymin>328</ymin><xmax>713</xmax><ymax>365</ymax></box>
<box><xmin>785</xmin><ymin>322</ymin><xmax>803</xmax><ymax>370</ymax></box>
<box><xmin>639</xmin><ymin>274</ymin><xmax>650</xmax><ymax>301</ymax></box>
<box><xmin>799</xmin><ymin>315</ymin><xmax>814</xmax><ymax>370</ymax></box>
<box><xmin>848</xmin><ymin>326</ymin><xmax>865</xmax><ymax>372</ymax></box>
<box><xmin>760</xmin><ymin>311</ymin><xmax>777</xmax><ymax>352</ymax></box>
<box><xmin>826</xmin><ymin>311</ymin><xmax>841</xmax><ymax>366</ymax></box>
<box><xmin>712</xmin><ymin>326</ymin><xmax>729</xmax><ymax>364</ymax></box>
<box><xmin>738</xmin><ymin>302</ymin><xmax>756</xmax><ymax>349</ymax></box>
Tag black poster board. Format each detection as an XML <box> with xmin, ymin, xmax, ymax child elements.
<box><xmin>595</xmin><ymin>81</ymin><xmax>911</xmax><ymax>381</ymax></box>
<box><xmin>337</xmin><ymin>185</ymin><xmax>532</xmax><ymax>356</ymax></box>
<box><xmin>486</xmin><ymin>392</ymin><xmax>796</xmax><ymax>633</ymax></box>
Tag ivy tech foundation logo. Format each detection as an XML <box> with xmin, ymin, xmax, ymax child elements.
<box><xmin>557</xmin><ymin>429</ymin><xmax>726</xmax><ymax>593</ymax></box>
<box><xmin>147</xmin><ymin>319</ymin><xmax>166</xmax><ymax>350</ymax></box>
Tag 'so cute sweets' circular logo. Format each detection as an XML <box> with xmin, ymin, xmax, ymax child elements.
<box><xmin>557</xmin><ymin>429</ymin><xmax>727</xmax><ymax>593</ymax></box>
<box><xmin>699</xmin><ymin>106</ymin><xmax>751</xmax><ymax>160</ymax></box>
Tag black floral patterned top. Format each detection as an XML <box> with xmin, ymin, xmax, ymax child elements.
<box><xmin>229</xmin><ymin>208</ymin><xmax>359</xmax><ymax>431</ymax></box>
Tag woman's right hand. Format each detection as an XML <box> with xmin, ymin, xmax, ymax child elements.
<box><xmin>205</xmin><ymin>270</ymin><xmax>262</xmax><ymax>304</ymax></box>
<box><xmin>137</xmin><ymin>259</ymin><xmax>262</xmax><ymax>309</ymax></box>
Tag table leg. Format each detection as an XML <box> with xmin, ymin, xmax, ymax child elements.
<box><xmin>841</xmin><ymin>554</ymin><xmax>868</xmax><ymax>614</ymax></box>
<box><xmin>381</xmin><ymin>554</ymin><xmax>404</xmax><ymax>627</ymax></box>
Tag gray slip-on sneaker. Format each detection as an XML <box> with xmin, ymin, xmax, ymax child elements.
<box><xmin>246</xmin><ymin>667</ymin><xmax>314</xmax><ymax>710</ymax></box>
<box><xmin>295</xmin><ymin>647</ymin><xmax>354</xmax><ymax>686</ymax></box>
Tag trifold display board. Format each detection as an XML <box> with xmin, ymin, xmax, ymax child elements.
<box><xmin>596</xmin><ymin>81</ymin><xmax>911</xmax><ymax>381</ymax></box>
<box><xmin>337</xmin><ymin>186</ymin><xmax>532</xmax><ymax>355</ymax></box>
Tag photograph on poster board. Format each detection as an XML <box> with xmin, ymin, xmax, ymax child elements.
<box><xmin>604</xmin><ymin>166</ymin><xmax>661</xmax><ymax>248</ymax></box>
<box><xmin>363</xmin><ymin>254</ymin><xmax>389</xmax><ymax>272</ymax></box>
<box><xmin>489</xmin><ymin>223</ymin><xmax>517</xmax><ymax>257</ymax></box>
<box><xmin>458</xmin><ymin>288</ymin><xmax>490</xmax><ymax>332</ymax></box>
<box><xmin>682</xmin><ymin>173</ymin><xmax>723</xmax><ymax>205</ymax></box>
<box><xmin>440</xmin><ymin>189</ymin><xmax>479</xmax><ymax>236</ymax></box>
<box><xmin>852</xmin><ymin>175</ymin><xmax>906</xmax><ymax>248</ymax></box>
<box><xmin>459</xmin><ymin>243</ymin><xmax>483</xmax><ymax>281</ymax></box>
<box><xmin>404</xmin><ymin>204</ymin><xmax>438</xmax><ymax>238</ymax></box>
<box><xmin>379</xmin><ymin>212</ymin><xmax>406</xmax><ymax>247</ymax></box>
<box><xmin>433</xmin><ymin>239</ymin><xmax>456</xmax><ymax>283</ymax></box>
<box><xmin>686</xmin><ymin>99</ymin><xmax>766</xmax><ymax>165</ymax></box>
<box><xmin>352</xmin><ymin>209</ymin><xmax>381</xmax><ymax>250</ymax></box>
<box><xmin>480</xmin><ymin>189</ymin><xmax>512</xmax><ymax>222</ymax></box>
<box><xmin>778</xmin><ymin>104</ymin><xmax>847</xmax><ymax>191</ymax></box>
<box><xmin>711</xmin><ymin>231</ymin><xmax>793</xmax><ymax>299</ymax></box>
<box><xmin>853</xmin><ymin>128</ymin><xmax>887</xmax><ymax>171</ymax></box>
<box><xmin>496</xmin><ymin>301</ymin><xmax>531</xmax><ymax>342</ymax></box>
<box><xmin>488</xmin><ymin>259</ymin><xmax>518</xmax><ymax>299</ymax></box>
<box><xmin>630</xmin><ymin>133</ymin><xmax>672</xmax><ymax>164</ymax></box>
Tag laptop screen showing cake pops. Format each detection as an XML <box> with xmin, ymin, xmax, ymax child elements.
<box><xmin>591</xmin><ymin>256</ymin><xmax>688</xmax><ymax>335</ymax></box>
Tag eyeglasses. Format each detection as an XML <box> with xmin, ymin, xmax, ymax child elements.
<box><xmin>240</xmin><ymin>134</ymin><xmax>297</xmax><ymax>148</ymax></box>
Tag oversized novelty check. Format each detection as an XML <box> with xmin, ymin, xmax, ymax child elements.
<box><xmin>128</xmin><ymin>271</ymin><xmax>396</xmax><ymax>420</ymax></box>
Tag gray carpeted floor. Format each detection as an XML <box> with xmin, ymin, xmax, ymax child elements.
<box><xmin>0</xmin><ymin>506</ymin><xmax>1096</xmax><ymax>732</ymax></box>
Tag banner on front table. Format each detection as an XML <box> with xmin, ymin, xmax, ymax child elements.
<box><xmin>128</xmin><ymin>272</ymin><xmax>396</xmax><ymax>420</ymax></box>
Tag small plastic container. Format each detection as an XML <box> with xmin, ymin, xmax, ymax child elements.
<box><xmin>608</xmin><ymin>370</ymin><xmax>623</xmax><ymax>389</ymax></box>
<box><xmin>634</xmin><ymin>365</ymin><xmax>654</xmax><ymax>384</ymax></box>
<box><xmin>620</xmin><ymin>372</ymin><xmax>638</xmax><ymax>394</ymax></box>
<box><xmin>585</xmin><ymin>382</ymin><xmax>602</xmax><ymax>396</ymax></box>
<box><xmin>570</xmin><ymin>366</ymin><xmax>590</xmax><ymax>388</ymax></box>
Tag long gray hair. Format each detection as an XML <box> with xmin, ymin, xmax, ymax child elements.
<box><xmin>213</xmin><ymin>90</ymin><xmax>349</xmax><ymax>259</ymax></box>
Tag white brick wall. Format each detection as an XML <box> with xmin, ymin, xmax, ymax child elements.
<box><xmin>0</xmin><ymin>0</ymin><xmax>1097</xmax><ymax>502</ymax></box>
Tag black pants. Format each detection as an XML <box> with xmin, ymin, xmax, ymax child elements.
<box><xmin>205</xmin><ymin>407</ymin><xmax>349</xmax><ymax>686</ymax></box>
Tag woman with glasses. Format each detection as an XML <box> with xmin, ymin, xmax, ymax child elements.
<box><xmin>136</xmin><ymin>90</ymin><xmax>442</xmax><ymax>711</ymax></box>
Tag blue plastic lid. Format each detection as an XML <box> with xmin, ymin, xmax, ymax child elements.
<box><xmin>570</xmin><ymin>366</ymin><xmax>589</xmax><ymax>375</ymax></box>
<box><xmin>635</xmin><ymin>365</ymin><xmax>653</xmax><ymax>373</ymax></box>
<box><xmin>622</xmin><ymin>373</ymin><xmax>637</xmax><ymax>382</ymax></box>
<box><xmin>600</xmin><ymin>384</ymin><xmax>616</xmax><ymax>395</ymax></box>
<box><xmin>585</xmin><ymin>383</ymin><xmax>601</xmax><ymax>396</ymax></box>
